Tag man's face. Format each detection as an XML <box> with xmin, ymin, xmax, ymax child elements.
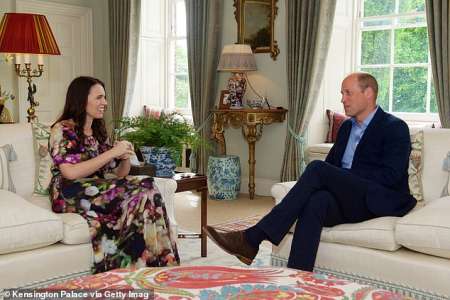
<box><xmin>340</xmin><ymin>75</ymin><xmax>371</xmax><ymax>119</ymax></box>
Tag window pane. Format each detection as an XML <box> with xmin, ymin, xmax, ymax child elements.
<box><xmin>363</xmin><ymin>0</ymin><xmax>394</xmax><ymax>17</ymax></box>
<box><xmin>175</xmin><ymin>0</ymin><xmax>186</xmax><ymax>36</ymax></box>
<box><xmin>430</xmin><ymin>81</ymin><xmax>438</xmax><ymax>113</ymax></box>
<box><xmin>393</xmin><ymin>67</ymin><xmax>427</xmax><ymax>112</ymax></box>
<box><xmin>394</xmin><ymin>27</ymin><xmax>428</xmax><ymax>64</ymax></box>
<box><xmin>175</xmin><ymin>75</ymin><xmax>189</xmax><ymax>108</ymax></box>
<box><xmin>361</xmin><ymin>30</ymin><xmax>391</xmax><ymax>64</ymax></box>
<box><xmin>176</xmin><ymin>40</ymin><xmax>188</xmax><ymax>73</ymax></box>
<box><xmin>399</xmin><ymin>0</ymin><xmax>425</xmax><ymax>13</ymax></box>
<box><xmin>361</xmin><ymin>67</ymin><xmax>390</xmax><ymax>111</ymax></box>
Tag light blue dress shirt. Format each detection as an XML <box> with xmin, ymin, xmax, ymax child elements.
<box><xmin>341</xmin><ymin>106</ymin><xmax>379</xmax><ymax>169</ymax></box>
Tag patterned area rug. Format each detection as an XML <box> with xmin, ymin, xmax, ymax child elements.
<box><xmin>177</xmin><ymin>237</ymin><xmax>271</xmax><ymax>268</ymax></box>
<box><xmin>177</xmin><ymin>215</ymin><xmax>269</xmax><ymax>268</ymax></box>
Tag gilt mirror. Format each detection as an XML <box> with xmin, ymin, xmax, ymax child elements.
<box><xmin>233</xmin><ymin>0</ymin><xmax>280</xmax><ymax>60</ymax></box>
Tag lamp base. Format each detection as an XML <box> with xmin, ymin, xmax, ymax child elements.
<box><xmin>227</xmin><ymin>73</ymin><xmax>246</xmax><ymax>108</ymax></box>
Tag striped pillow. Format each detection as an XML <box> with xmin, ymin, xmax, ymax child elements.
<box><xmin>0</xmin><ymin>144</ymin><xmax>17</xmax><ymax>192</ymax></box>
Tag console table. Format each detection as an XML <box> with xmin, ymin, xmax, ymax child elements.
<box><xmin>211</xmin><ymin>108</ymin><xmax>287</xmax><ymax>199</ymax></box>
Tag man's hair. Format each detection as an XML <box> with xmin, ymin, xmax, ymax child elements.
<box><xmin>355</xmin><ymin>72</ymin><xmax>378</xmax><ymax>99</ymax></box>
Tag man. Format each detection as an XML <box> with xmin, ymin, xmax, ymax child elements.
<box><xmin>204</xmin><ymin>72</ymin><xmax>417</xmax><ymax>271</ymax></box>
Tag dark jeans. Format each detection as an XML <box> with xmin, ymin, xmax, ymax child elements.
<box><xmin>257</xmin><ymin>160</ymin><xmax>375</xmax><ymax>271</ymax></box>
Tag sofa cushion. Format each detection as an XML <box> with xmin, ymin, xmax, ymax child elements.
<box><xmin>31</xmin><ymin>122</ymin><xmax>52</xmax><ymax>196</ymax></box>
<box><xmin>0</xmin><ymin>144</ymin><xmax>16</xmax><ymax>192</ymax></box>
<box><xmin>408</xmin><ymin>131</ymin><xmax>424</xmax><ymax>202</ymax></box>
<box><xmin>321</xmin><ymin>217</ymin><xmax>401</xmax><ymax>251</ymax></box>
<box><xmin>58</xmin><ymin>213</ymin><xmax>90</xmax><ymax>245</ymax></box>
<box><xmin>326</xmin><ymin>109</ymin><xmax>349</xmax><ymax>143</ymax></box>
<box><xmin>0</xmin><ymin>189</ymin><xmax>63</xmax><ymax>254</ymax></box>
<box><xmin>396</xmin><ymin>196</ymin><xmax>450</xmax><ymax>259</ymax></box>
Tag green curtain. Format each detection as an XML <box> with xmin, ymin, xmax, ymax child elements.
<box><xmin>186</xmin><ymin>0</ymin><xmax>223</xmax><ymax>174</ymax></box>
<box><xmin>109</xmin><ymin>0</ymin><xmax>141</xmax><ymax>123</ymax></box>
<box><xmin>425</xmin><ymin>0</ymin><xmax>450</xmax><ymax>128</ymax></box>
<box><xmin>280</xmin><ymin>0</ymin><xmax>336</xmax><ymax>182</ymax></box>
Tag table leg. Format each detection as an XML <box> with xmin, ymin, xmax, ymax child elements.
<box><xmin>200</xmin><ymin>187</ymin><xmax>208</xmax><ymax>257</ymax></box>
<box><xmin>248</xmin><ymin>140</ymin><xmax>256</xmax><ymax>199</ymax></box>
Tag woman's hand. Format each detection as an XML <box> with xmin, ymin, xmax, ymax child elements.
<box><xmin>112</xmin><ymin>140</ymin><xmax>134</xmax><ymax>159</ymax></box>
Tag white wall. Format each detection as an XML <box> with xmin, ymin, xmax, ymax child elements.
<box><xmin>218</xmin><ymin>0</ymin><xmax>354</xmax><ymax>195</ymax></box>
<box><xmin>0</xmin><ymin>0</ymin><xmax>111</xmax><ymax>124</ymax></box>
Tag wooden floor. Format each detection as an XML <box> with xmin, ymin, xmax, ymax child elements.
<box><xmin>174</xmin><ymin>192</ymin><xmax>275</xmax><ymax>233</ymax></box>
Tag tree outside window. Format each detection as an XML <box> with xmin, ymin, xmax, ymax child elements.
<box><xmin>358</xmin><ymin>0</ymin><xmax>437</xmax><ymax>117</ymax></box>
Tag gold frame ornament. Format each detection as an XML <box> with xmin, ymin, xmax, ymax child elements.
<box><xmin>233</xmin><ymin>0</ymin><xmax>280</xmax><ymax>60</ymax></box>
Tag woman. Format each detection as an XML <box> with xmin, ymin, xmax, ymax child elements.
<box><xmin>49</xmin><ymin>76</ymin><xmax>179</xmax><ymax>273</ymax></box>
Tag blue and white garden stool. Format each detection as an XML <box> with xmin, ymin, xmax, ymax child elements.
<box><xmin>207</xmin><ymin>155</ymin><xmax>241</xmax><ymax>200</ymax></box>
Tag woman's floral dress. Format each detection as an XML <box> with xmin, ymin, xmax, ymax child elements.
<box><xmin>48</xmin><ymin>120</ymin><xmax>179</xmax><ymax>273</ymax></box>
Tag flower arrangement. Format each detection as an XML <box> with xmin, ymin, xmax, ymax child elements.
<box><xmin>115</xmin><ymin>111</ymin><xmax>206</xmax><ymax>166</ymax></box>
<box><xmin>0</xmin><ymin>85</ymin><xmax>15</xmax><ymax>123</ymax></box>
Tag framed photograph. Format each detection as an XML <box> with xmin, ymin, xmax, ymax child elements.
<box><xmin>234</xmin><ymin>0</ymin><xmax>280</xmax><ymax>60</ymax></box>
<box><xmin>219</xmin><ymin>90</ymin><xmax>231</xmax><ymax>109</ymax></box>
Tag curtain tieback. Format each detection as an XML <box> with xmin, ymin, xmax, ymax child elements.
<box><xmin>288</xmin><ymin>124</ymin><xmax>306</xmax><ymax>174</ymax></box>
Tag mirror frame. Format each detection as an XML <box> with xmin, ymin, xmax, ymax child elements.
<box><xmin>233</xmin><ymin>0</ymin><xmax>280</xmax><ymax>60</ymax></box>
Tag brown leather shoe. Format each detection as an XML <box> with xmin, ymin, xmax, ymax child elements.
<box><xmin>203</xmin><ymin>225</ymin><xmax>258</xmax><ymax>265</ymax></box>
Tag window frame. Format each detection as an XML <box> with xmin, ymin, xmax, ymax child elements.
<box><xmin>134</xmin><ymin>0</ymin><xmax>191</xmax><ymax>118</ymax></box>
<box><xmin>354</xmin><ymin>0</ymin><xmax>439</xmax><ymax>123</ymax></box>
<box><xmin>167</xmin><ymin>0</ymin><xmax>191</xmax><ymax>117</ymax></box>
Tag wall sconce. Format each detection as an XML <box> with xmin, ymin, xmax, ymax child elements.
<box><xmin>0</xmin><ymin>13</ymin><xmax>60</xmax><ymax>122</ymax></box>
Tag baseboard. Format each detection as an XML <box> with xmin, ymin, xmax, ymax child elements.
<box><xmin>240</xmin><ymin>177</ymin><xmax>278</xmax><ymax>197</ymax></box>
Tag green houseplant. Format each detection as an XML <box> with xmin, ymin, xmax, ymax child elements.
<box><xmin>115</xmin><ymin>112</ymin><xmax>205</xmax><ymax>168</ymax></box>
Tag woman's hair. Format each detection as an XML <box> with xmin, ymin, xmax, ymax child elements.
<box><xmin>53</xmin><ymin>76</ymin><xmax>108</xmax><ymax>143</ymax></box>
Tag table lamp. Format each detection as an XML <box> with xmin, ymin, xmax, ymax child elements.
<box><xmin>217</xmin><ymin>44</ymin><xmax>256</xmax><ymax>108</ymax></box>
<box><xmin>0</xmin><ymin>13</ymin><xmax>61</xmax><ymax>122</ymax></box>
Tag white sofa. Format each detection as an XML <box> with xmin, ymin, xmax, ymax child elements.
<box><xmin>271</xmin><ymin>128</ymin><xmax>450</xmax><ymax>299</ymax></box>
<box><xmin>0</xmin><ymin>123</ymin><xmax>178</xmax><ymax>289</ymax></box>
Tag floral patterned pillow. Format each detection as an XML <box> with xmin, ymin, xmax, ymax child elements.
<box><xmin>31</xmin><ymin>122</ymin><xmax>52</xmax><ymax>195</ymax></box>
<box><xmin>408</xmin><ymin>131</ymin><xmax>424</xmax><ymax>202</ymax></box>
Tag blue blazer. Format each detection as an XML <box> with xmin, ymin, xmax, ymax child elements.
<box><xmin>325</xmin><ymin>108</ymin><xmax>416</xmax><ymax>217</ymax></box>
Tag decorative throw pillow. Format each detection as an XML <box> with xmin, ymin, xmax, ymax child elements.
<box><xmin>0</xmin><ymin>144</ymin><xmax>17</xmax><ymax>192</ymax></box>
<box><xmin>408</xmin><ymin>131</ymin><xmax>424</xmax><ymax>202</ymax></box>
<box><xmin>326</xmin><ymin>109</ymin><xmax>349</xmax><ymax>143</ymax></box>
<box><xmin>31</xmin><ymin>122</ymin><xmax>52</xmax><ymax>195</ymax></box>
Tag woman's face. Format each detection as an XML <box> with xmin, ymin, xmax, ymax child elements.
<box><xmin>85</xmin><ymin>83</ymin><xmax>107</xmax><ymax>120</ymax></box>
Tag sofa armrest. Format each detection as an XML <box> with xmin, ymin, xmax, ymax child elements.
<box><xmin>154</xmin><ymin>177</ymin><xmax>178</xmax><ymax>236</ymax></box>
<box><xmin>306</xmin><ymin>143</ymin><xmax>333</xmax><ymax>163</ymax></box>
<box><xmin>271</xmin><ymin>181</ymin><xmax>296</xmax><ymax>205</ymax></box>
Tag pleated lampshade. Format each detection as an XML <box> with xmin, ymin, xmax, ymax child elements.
<box><xmin>0</xmin><ymin>13</ymin><xmax>60</xmax><ymax>55</ymax></box>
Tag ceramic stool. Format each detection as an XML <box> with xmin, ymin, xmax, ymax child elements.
<box><xmin>207</xmin><ymin>155</ymin><xmax>241</xmax><ymax>200</ymax></box>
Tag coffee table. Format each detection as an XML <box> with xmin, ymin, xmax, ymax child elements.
<box><xmin>173</xmin><ymin>173</ymin><xmax>208</xmax><ymax>257</ymax></box>
<box><xmin>48</xmin><ymin>266</ymin><xmax>413</xmax><ymax>299</ymax></box>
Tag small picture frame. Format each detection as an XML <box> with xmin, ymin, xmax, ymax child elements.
<box><xmin>219</xmin><ymin>90</ymin><xmax>231</xmax><ymax>109</ymax></box>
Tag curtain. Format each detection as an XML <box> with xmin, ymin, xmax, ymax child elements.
<box><xmin>280</xmin><ymin>0</ymin><xmax>336</xmax><ymax>182</ymax></box>
<box><xmin>186</xmin><ymin>0</ymin><xmax>223</xmax><ymax>174</ymax></box>
<box><xmin>425</xmin><ymin>0</ymin><xmax>450</xmax><ymax>128</ymax></box>
<box><xmin>109</xmin><ymin>0</ymin><xmax>141</xmax><ymax>123</ymax></box>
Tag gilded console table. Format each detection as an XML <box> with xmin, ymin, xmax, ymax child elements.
<box><xmin>211</xmin><ymin>108</ymin><xmax>288</xmax><ymax>199</ymax></box>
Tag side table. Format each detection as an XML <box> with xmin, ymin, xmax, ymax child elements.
<box><xmin>173</xmin><ymin>173</ymin><xmax>208</xmax><ymax>257</ymax></box>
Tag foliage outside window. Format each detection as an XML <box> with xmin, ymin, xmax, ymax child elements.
<box><xmin>357</xmin><ymin>0</ymin><xmax>437</xmax><ymax>119</ymax></box>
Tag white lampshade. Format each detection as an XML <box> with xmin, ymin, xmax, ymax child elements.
<box><xmin>217</xmin><ymin>44</ymin><xmax>257</xmax><ymax>72</ymax></box>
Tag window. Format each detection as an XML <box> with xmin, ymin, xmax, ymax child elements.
<box><xmin>130</xmin><ymin>0</ymin><xmax>190</xmax><ymax>117</ymax></box>
<box><xmin>356</xmin><ymin>0</ymin><xmax>437</xmax><ymax>121</ymax></box>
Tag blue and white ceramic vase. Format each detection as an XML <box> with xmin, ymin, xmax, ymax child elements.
<box><xmin>207</xmin><ymin>155</ymin><xmax>241</xmax><ymax>200</ymax></box>
<box><xmin>140</xmin><ymin>146</ymin><xmax>176</xmax><ymax>177</ymax></box>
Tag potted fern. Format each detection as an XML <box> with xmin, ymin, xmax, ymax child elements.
<box><xmin>115</xmin><ymin>112</ymin><xmax>205</xmax><ymax>177</ymax></box>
